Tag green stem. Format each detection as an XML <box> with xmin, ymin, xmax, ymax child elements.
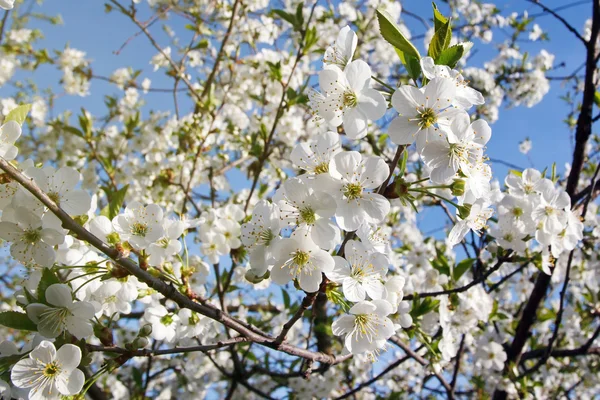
<box><xmin>411</xmin><ymin>188</ymin><xmax>461</xmax><ymax>209</ymax></box>
<box><xmin>371</xmin><ymin>75</ymin><xmax>395</xmax><ymax>92</ymax></box>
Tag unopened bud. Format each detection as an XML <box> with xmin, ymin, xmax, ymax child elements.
<box><xmin>450</xmin><ymin>179</ymin><xmax>466</xmax><ymax>197</ymax></box>
<box><xmin>139</xmin><ymin>324</ymin><xmax>153</xmax><ymax>337</ymax></box>
<box><xmin>132</xmin><ymin>336</ymin><xmax>150</xmax><ymax>349</ymax></box>
<box><xmin>107</xmin><ymin>232</ymin><xmax>121</xmax><ymax>245</ymax></box>
<box><xmin>245</xmin><ymin>269</ymin><xmax>269</xmax><ymax>284</ymax></box>
<box><xmin>458</xmin><ymin>204</ymin><xmax>472</xmax><ymax>220</ymax></box>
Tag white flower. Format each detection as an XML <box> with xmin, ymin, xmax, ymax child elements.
<box><xmin>532</xmin><ymin>183</ymin><xmax>570</xmax><ymax>235</ymax></box>
<box><xmin>0</xmin><ymin>0</ymin><xmax>14</xmax><ymax>10</ymax></box>
<box><xmin>505</xmin><ymin>168</ymin><xmax>546</xmax><ymax>197</ymax></box>
<box><xmin>519</xmin><ymin>138</ymin><xmax>532</xmax><ymax>154</ymax></box>
<box><xmin>323</xmin><ymin>25</ymin><xmax>357</xmax><ymax>68</ymax></box>
<box><xmin>475</xmin><ymin>341</ymin><xmax>507</xmax><ymax>371</ymax></box>
<box><xmin>199</xmin><ymin>231</ymin><xmax>229</xmax><ymax>264</ymax></box>
<box><xmin>448</xmin><ymin>199</ymin><xmax>494</xmax><ymax>247</ymax></box>
<box><xmin>420</xmin><ymin>56</ymin><xmax>485</xmax><ymax>109</ymax></box>
<box><xmin>0</xmin><ymin>120</ymin><xmax>21</xmax><ymax>160</ymax></box>
<box><xmin>214</xmin><ymin>218</ymin><xmax>242</xmax><ymax>250</ymax></box>
<box><xmin>147</xmin><ymin>219</ymin><xmax>184</xmax><ymax>266</ymax></box>
<box><xmin>11</xmin><ymin>341</ymin><xmax>85</xmax><ymax>400</ymax></box>
<box><xmin>0</xmin><ymin>207</ymin><xmax>63</xmax><ymax>266</ymax></box>
<box><xmin>490</xmin><ymin>221</ymin><xmax>528</xmax><ymax>254</ymax></box>
<box><xmin>332</xmin><ymin>300</ymin><xmax>395</xmax><ymax>355</ymax></box>
<box><xmin>313</xmin><ymin>60</ymin><xmax>386</xmax><ymax>139</ymax></box>
<box><xmin>327</xmin><ymin>240</ymin><xmax>388</xmax><ymax>302</ymax></box>
<box><xmin>26</xmin><ymin>283</ymin><xmax>95</xmax><ymax>339</ymax></box>
<box><xmin>389</xmin><ymin>77</ymin><xmax>461</xmax><ymax>150</ymax></box>
<box><xmin>241</xmin><ymin>200</ymin><xmax>281</xmax><ymax>276</ymax></box>
<box><xmin>25</xmin><ymin>166</ymin><xmax>92</xmax><ymax>216</ymax></box>
<box><xmin>276</xmin><ymin>178</ymin><xmax>340</xmax><ymax>250</ymax></box>
<box><xmin>143</xmin><ymin>305</ymin><xmax>180</xmax><ymax>342</ymax></box>
<box><xmin>92</xmin><ymin>281</ymin><xmax>133</xmax><ymax>316</ymax></box>
<box><xmin>112</xmin><ymin>201</ymin><xmax>164</xmax><ymax>250</ymax></box>
<box><xmin>329</xmin><ymin>151</ymin><xmax>390</xmax><ymax>232</ymax></box>
<box><xmin>421</xmin><ymin>111</ymin><xmax>491</xmax><ymax>183</ymax></box>
<box><xmin>271</xmin><ymin>232</ymin><xmax>334</xmax><ymax>293</ymax></box>
<box><xmin>290</xmin><ymin>131</ymin><xmax>341</xmax><ymax>191</ymax></box>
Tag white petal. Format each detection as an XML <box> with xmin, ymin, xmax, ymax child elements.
<box><xmin>55</xmin><ymin>344</ymin><xmax>82</xmax><ymax>372</ymax></box>
<box><xmin>45</xmin><ymin>284</ymin><xmax>73</xmax><ymax>308</ymax></box>
<box><xmin>388</xmin><ymin>116</ymin><xmax>419</xmax><ymax>145</ymax></box>
<box><xmin>392</xmin><ymin>85</ymin><xmax>423</xmax><ymax>116</ymax></box>
<box><xmin>56</xmin><ymin>368</ymin><xmax>84</xmax><ymax>396</ymax></box>
<box><xmin>357</xmin><ymin>88</ymin><xmax>387</xmax><ymax>121</ymax></box>
<box><xmin>342</xmin><ymin>107</ymin><xmax>368</xmax><ymax>139</ymax></box>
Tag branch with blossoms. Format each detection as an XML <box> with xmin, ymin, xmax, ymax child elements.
<box><xmin>0</xmin><ymin>1</ymin><xmax>599</xmax><ymax>399</ymax></box>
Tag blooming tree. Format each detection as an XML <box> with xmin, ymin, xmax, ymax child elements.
<box><xmin>0</xmin><ymin>0</ymin><xmax>599</xmax><ymax>399</ymax></box>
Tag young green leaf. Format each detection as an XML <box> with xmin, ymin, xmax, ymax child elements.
<box><xmin>453</xmin><ymin>258</ymin><xmax>475</xmax><ymax>281</ymax></box>
<box><xmin>428</xmin><ymin>17</ymin><xmax>452</xmax><ymax>60</ymax></box>
<box><xmin>436</xmin><ymin>44</ymin><xmax>464</xmax><ymax>68</ymax></box>
<box><xmin>4</xmin><ymin>104</ymin><xmax>32</xmax><ymax>125</ymax></box>
<box><xmin>432</xmin><ymin>3</ymin><xmax>448</xmax><ymax>33</ymax></box>
<box><xmin>377</xmin><ymin>9</ymin><xmax>420</xmax><ymax>59</ymax></box>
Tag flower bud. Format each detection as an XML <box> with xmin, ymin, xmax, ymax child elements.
<box><xmin>458</xmin><ymin>204</ymin><xmax>472</xmax><ymax>220</ymax></box>
<box><xmin>245</xmin><ymin>269</ymin><xmax>269</xmax><ymax>284</ymax></box>
<box><xmin>450</xmin><ymin>179</ymin><xmax>466</xmax><ymax>197</ymax></box>
<box><xmin>139</xmin><ymin>324</ymin><xmax>153</xmax><ymax>337</ymax></box>
<box><xmin>132</xmin><ymin>336</ymin><xmax>150</xmax><ymax>349</ymax></box>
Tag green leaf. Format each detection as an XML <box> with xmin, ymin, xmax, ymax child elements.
<box><xmin>0</xmin><ymin>311</ymin><xmax>37</xmax><ymax>331</ymax></box>
<box><xmin>37</xmin><ymin>268</ymin><xmax>60</xmax><ymax>303</ymax></box>
<box><xmin>594</xmin><ymin>91</ymin><xmax>600</xmax><ymax>108</ymax></box>
<box><xmin>432</xmin><ymin>3</ymin><xmax>448</xmax><ymax>33</ymax></box>
<box><xmin>395</xmin><ymin>49</ymin><xmax>422</xmax><ymax>82</ymax></box>
<box><xmin>428</xmin><ymin>16</ymin><xmax>452</xmax><ymax>60</ymax></box>
<box><xmin>436</xmin><ymin>44</ymin><xmax>464</xmax><ymax>68</ymax></box>
<box><xmin>295</xmin><ymin>3</ymin><xmax>304</xmax><ymax>29</ymax></box>
<box><xmin>4</xmin><ymin>104</ymin><xmax>32</xmax><ymax>125</ymax></box>
<box><xmin>509</xmin><ymin>169</ymin><xmax>522</xmax><ymax>177</ymax></box>
<box><xmin>0</xmin><ymin>354</ymin><xmax>24</xmax><ymax>375</ymax></box>
<box><xmin>377</xmin><ymin>9</ymin><xmax>420</xmax><ymax>59</ymax></box>
<box><xmin>453</xmin><ymin>258</ymin><xmax>474</xmax><ymax>281</ymax></box>
<box><xmin>270</xmin><ymin>9</ymin><xmax>298</xmax><ymax>30</ymax></box>
<box><xmin>102</xmin><ymin>185</ymin><xmax>129</xmax><ymax>220</ymax></box>
<box><xmin>281</xmin><ymin>288</ymin><xmax>291</xmax><ymax>309</ymax></box>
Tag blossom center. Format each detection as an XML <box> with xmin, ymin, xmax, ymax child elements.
<box><xmin>47</xmin><ymin>191</ymin><xmax>60</xmax><ymax>205</ymax></box>
<box><xmin>314</xmin><ymin>162</ymin><xmax>329</xmax><ymax>174</ymax></box>
<box><xmin>160</xmin><ymin>314</ymin><xmax>174</xmax><ymax>326</ymax></box>
<box><xmin>544</xmin><ymin>206</ymin><xmax>554</xmax><ymax>216</ymax></box>
<box><xmin>343</xmin><ymin>182</ymin><xmax>363</xmax><ymax>200</ymax></box>
<box><xmin>292</xmin><ymin>250</ymin><xmax>310</xmax><ymax>267</ymax></box>
<box><xmin>343</xmin><ymin>91</ymin><xmax>358</xmax><ymax>108</ymax></box>
<box><xmin>131</xmin><ymin>222</ymin><xmax>148</xmax><ymax>237</ymax></box>
<box><xmin>258</xmin><ymin>229</ymin><xmax>275</xmax><ymax>246</ymax></box>
<box><xmin>512</xmin><ymin>207</ymin><xmax>523</xmax><ymax>217</ymax></box>
<box><xmin>299</xmin><ymin>207</ymin><xmax>316</xmax><ymax>225</ymax></box>
<box><xmin>23</xmin><ymin>228</ymin><xmax>41</xmax><ymax>243</ymax></box>
<box><xmin>354</xmin><ymin>314</ymin><xmax>379</xmax><ymax>342</ymax></box>
<box><xmin>43</xmin><ymin>361</ymin><xmax>61</xmax><ymax>378</ymax></box>
<box><xmin>417</xmin><ymin>107</ymin><xmax>437</xmax><ymax>129</ymax></box>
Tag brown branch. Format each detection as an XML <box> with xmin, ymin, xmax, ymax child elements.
<box><xmin>493</xmin><ymin>3</ymin><xmax>600</xmax><ymax>398</ymax></box>
<box><xmin>404</xmin><ymin>253</ymin><xmax>512</xmax><ymax>301</ymax></box>
<box><xmin>389</xmin><ymin>336</ymin><xmax>453</xmax><ymax>397</ymax></box>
